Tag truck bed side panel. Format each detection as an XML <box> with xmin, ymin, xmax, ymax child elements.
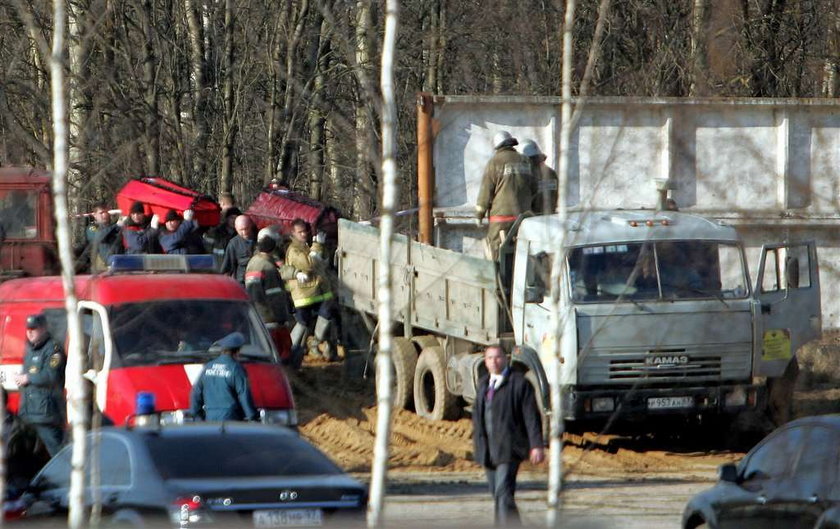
<box><xmin>337</xmin><ymin>219</ymin><xmax>502</xmax><ymax>344</ymax></box>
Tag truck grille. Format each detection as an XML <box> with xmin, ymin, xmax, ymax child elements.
<box><xmin>578</xmin><ymin>346</ymin><xmax>752</xmax><ymax>384</ymax></box>
<box><xmin>609</xmin><ymin>355</ymin><xmax>721</xmax><ymax>380</ymax></box>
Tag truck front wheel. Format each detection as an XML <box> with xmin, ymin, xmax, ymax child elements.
<box><xmin>413</xmin><ymin>346</ymin><xmax>458</xmax><ymax>420</ymax></box>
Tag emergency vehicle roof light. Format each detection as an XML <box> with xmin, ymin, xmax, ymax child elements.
<box><xmin>108</xmin><ymin>254</ymin><xmax>216</xmax><ymax>273</ymax></box>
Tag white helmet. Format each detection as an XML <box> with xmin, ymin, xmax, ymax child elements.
<box><xmin>257</xmin><ymin>225</ymin><xmax>282</xmax><ymax>243</ymax></box>
<box><xmin>493</xmin><ymin>130</ymin><xmax>518</xmax><ymax>149</ymax></box>
<box><xmin>520</xmin><ymin>139</ymin><xmax>543</xmax><ymax>158</ymax></box>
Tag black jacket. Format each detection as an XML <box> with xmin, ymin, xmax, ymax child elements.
<box><xmin>473</xmin><ymin>369</ymin><xmax>543</xmax><ymax>468</ymax></box>
<box><xmin>19</xmin><ymin>335</ymin><xmax>66</xmax><ymax>426</ymax></box>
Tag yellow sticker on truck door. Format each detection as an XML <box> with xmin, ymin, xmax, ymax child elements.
<box><xmin>763</xmin><ymin>329</ymin><xmax>792</xmax><ymax>361</ymax></box>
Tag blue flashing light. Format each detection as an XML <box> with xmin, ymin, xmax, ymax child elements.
<box><xmin>108</xmin><ymin>254</ymin><xmax>217</xmax><ymax>273</ymax></box>
<box><xmin>136</xmin><ymin>392</ymin><xmax>156</xmax><ymax>415</ymax></box>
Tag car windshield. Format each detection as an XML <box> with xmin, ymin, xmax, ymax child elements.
<box><xmin>568</xmin><ymin>240</ymin><xmax>748</xmax><ymax>302</ymax></box>
<box><xmin>145</xmin><ymin>431</ymin><xmax>343</xmax><ymax>479</ymax></box>
<box><xmin>109</xmin><ymin>300</ymin><xmax>275</xmax><ymax>367</ymax></box>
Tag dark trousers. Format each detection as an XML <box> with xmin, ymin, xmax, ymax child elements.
<box><xmin>485</xmin><ymin>460</ymin><xmax>521</xmax><ymax>527</ymax></box>
<box><xmin>32</xmin><ymin>423</ymin><xmax>65</xmax><ymax>457</ymax></box>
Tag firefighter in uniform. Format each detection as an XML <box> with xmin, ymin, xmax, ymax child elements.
<box><xmin>520</xmin><ymin>140</ymin><xmax>558</xmax><ymax>215</ymax></box>
<box><xmin>189</xmin><ymin>332</ymin><xmax>257</xmax><ymax>422</ymax></box>
<box><xmin>14</xmin><ymin>314</ymin><xmax>66</xmax><ymax>457</ymax></box>
<box><xmin>245</xmin><ymin>236</ymin><xmax>299</xmax><ymax>367</ymax></box>
<box><xmin>475</xmin><ymin>131</ymin><xmax>535</xmax><ymax>260</ymax></box>
<box><xmin>286</xmin><ymin>218</ymin><xmax>336</xmax><ymax>361</ymax></box>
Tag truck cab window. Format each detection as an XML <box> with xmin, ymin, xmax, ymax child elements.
<box><xmin>0</xmin><ymin>190</ymin><xmax>37</xmax><ymax>239</ymax></box>
<box><xmin>761</xmin><ymin>245</ymin><xmax>811</xmax><ymax>293</ymax></box>
<box><xmin>570</xmin><ymin>241</ymin><xmax>747</xmax><ymax>303</ymax></box>
<box><xmin>525</xmin><ymin>251</ymin><xmax>552</xmax><ymax>303</ymax></box>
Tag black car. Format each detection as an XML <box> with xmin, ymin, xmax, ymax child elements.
<box><xmin>683</xmin><ymin>414</ymin><xmax>840</xmax><ymax>529</ymax></box>
<box><xmin>14</xmin><ymin>423</ymin><xmax>367</xmax><ymax>527</ymax></box>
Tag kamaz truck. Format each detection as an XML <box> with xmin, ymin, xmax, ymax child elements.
<box><xmin>336</xmin><ymin>96</ymin><xmax>825</xmax><ymax>429</ymax></box>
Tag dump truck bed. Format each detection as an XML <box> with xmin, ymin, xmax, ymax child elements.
<box><xmin>336</xmin><ymin>219</ymin><xmax>503</xmax><ymax>344</ymax></box>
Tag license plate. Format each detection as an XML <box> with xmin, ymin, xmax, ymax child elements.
<box><xmin>647</xmin><ymin>396</ymin><xmax>693</xmax><ymax>409</ymax></box>
<box><xmin>253</xmin><ymin>509</ymin><xmax>323</xmax><ymax>528</ymax></box>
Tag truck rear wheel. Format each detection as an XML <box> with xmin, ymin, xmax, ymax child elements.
<box><xmin>391</xmin><ymin>337</ymin><xmax>417</xmax><ymax>411</ymax></box>
<box><xmin>414</xmin><ymin>346</ymin><xmax>458</xmax><ymax>420</ymax></box>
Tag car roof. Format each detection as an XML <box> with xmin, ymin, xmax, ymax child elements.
<box><xmin>102</xmin><ymin>422</ymin><xmax>299</xmax><ymax>440</ymax></box>
<box><xmin>781</xmin><ymin>414</ymin><xmax>840</xmax><ymax>429</ymax></box>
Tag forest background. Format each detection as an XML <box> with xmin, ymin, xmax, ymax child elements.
<box><xmin>0</xmin><ymin>0</ymin><xmax>837</xmax><ymax>220</ymax></box>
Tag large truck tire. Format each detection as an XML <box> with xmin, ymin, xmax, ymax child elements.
<box><xmin>391</xmin><ymin>337</ymin><xmax>418</xmax><ymax>411</ymax></box>
<box><xmin>525</xmin><ymin>370</ymin><xmax>549</xmax><ymax>444</ymax></box>
<box><xmin>413</xmin><ymin>346</ymin><xmax>458</xmax><ymax>421</ymax></box>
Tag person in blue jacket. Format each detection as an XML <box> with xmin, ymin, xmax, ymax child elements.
<box><xmin>158</xmin><ymin>208</ymin><xmax>201</xmax><ymax>254</ymax></box>
<box><xmin>189</xmin><ymin>332</ymin><xmax>258</xmax><ymax>422</ymax></box>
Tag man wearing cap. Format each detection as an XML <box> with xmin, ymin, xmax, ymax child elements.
<box><xmin>85</xmin><ymin>203</ymin><xmax>124</xmax><ymax>272</ymax></box>
<box><xmin>221</xmin><ymin>215</ymin><xmax>256</xmax><ymax>284</ymax></box>
<box><xmin>14</xmin><ymin>314</ymin><xmax>66</xmax><ymax>457</ymax></box>
<box><xmin>189</xmin><ymin>332</ymin><xmax>258</xmax><ymax>422</ymax></box>
<box><xmin>520</xmin><ymin>140</ymin><xmax>559</xmax><ymax>215</ymax></box>
<box><xmin>122</xmin><ymin>201</ymin><xmax>160</xmax><ymax>254</ymax></box>
<box><xmin>476</xmin><ymin>131</ymin><xmax>535</xmax><ymax>260</ymax></box>
<box><xmin>158</xmin><ymin>208</ymin><xmax>200</xmax><ymax>254</ymax></box>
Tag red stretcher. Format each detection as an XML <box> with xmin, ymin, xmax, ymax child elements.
<box><xmin>115</xmin><ymin>178</ymin><xmax>221</xmax><ymax>227</ymax></box>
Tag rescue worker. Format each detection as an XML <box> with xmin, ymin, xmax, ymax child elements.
<box><xmin>157</xmin><ymin>209</ymin><xmax>200</xmax><ymax>254</ymax></box>
<box><xmin>221</xmin><ymin>215</ymin><xmax>256</xmax><ymax>285</ymax></box>
<box><xmin>246</xmin><ymin>236</ymin><xmax>298</xmax><ymax>367</ymax></box>
<box><xmin>86</xmin><ymin>203</ymin><xmax>124</xmax><ymax>272</ymax></box>
<box><xmin>122</xmin><ymin>201</ymin><xmax>160</xmax><ymax>254</ymax></box>
<box><xmin>204</xmin><ymin>206</ymin><xmax>241</xmax><ymax>269</ymax></box>
<box><xmin>286</xmin><ymin>218</ymin><xmax>336</xmax><ymax>361</ymax></box>
<box><xmin>520</xmin><ymin>140</ymin><xmax>558</xmax><ymax>215</ymax></box>
<box><xmin>475</xmin><ymin>131</ymin><xmax>535</xmax><ymax>260</ymax></box>
<box><xmin>189</xmin><ymin>332</ymin><xmax>258</xmax><ymax>422</ymax></box>
<box><xmin>14</xmin><ymin>314</ymin><xmax>66</xmax><ymax>457</ymax></box>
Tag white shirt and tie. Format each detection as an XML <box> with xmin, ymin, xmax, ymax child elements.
<box><xmin>487</xmin><ymin>374</ymin><xmax>503</xmax><ymax>401</ymax></box>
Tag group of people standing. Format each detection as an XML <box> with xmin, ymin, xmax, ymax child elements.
<box><xmin>80</xmin><ymin>192</ymin><xmax>338</xmax><ymax>367</ymax></box>
<box><xmin>475</xmin><ymin>131</ymin><xmax>559</xmax><ymax>259</ymax></box>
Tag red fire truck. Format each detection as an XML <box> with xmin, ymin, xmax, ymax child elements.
<box><xmin>0</xmin><ymin>255</ymin><xmax>297</xmax><ymax>427</ymax></box>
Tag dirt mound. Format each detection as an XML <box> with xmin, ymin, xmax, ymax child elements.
<box><xmin>291</xmin><ymin>363</ymin><xmax>739</xmax><ymax>479</ymax></box>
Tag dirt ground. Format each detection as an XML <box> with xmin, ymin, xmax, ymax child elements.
<box><xmin>290</xmin><ymin>332</ymin><xmax>840</xmax><ymax>482</ymax></box>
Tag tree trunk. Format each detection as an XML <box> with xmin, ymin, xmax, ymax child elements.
<box><xmin>823</xmin><ymin>7</ymin><xmax>839</xmax><ymax>97</ymax></box>
<box><xmin>353</xmin><ymin>0</ymin><xmax>374</xmax><ymax>220</ymax></box>
<box><xmin>369</xmin><ymin>0</ymin><xmax>398</xmax><ymax>526</ymax></box>
<box><xmin>141</xmin><ymin>0</ymin><xmax>160</xmax><ymax>175</ymax></box>
<box><xmin>689</xmin><ymin>0</ymin><xmax>710</xmax><ymax>96</ymax></box>
<box><xmin>50</xmin><ymin>2</ymin><xmax>88</xmax><ymax>529</ymax></box>
<box><xmin>183</xmin><ymin>0</ymin><xmax>208</xmax><ymax>186</ymax></box>
<box><xmin>307</xmin><ymin>14</ymin><xmax>329</xmax><ymax>200</ymax></box>
<box><xmin>67</xmin><ymin>0</ymin><xmax>89</xmax><ymax>210</ymax></box>
<box><xmin>276</xmin><ymin>0</ymin><xmax>310</xmax><ymax>184</ymax></box>
<box><xmin>220</xmin><ymin>0</ymin><xmax>234</xmax><ymax>193</ymax></box>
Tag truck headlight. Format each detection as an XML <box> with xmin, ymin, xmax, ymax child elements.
<box><xmin>259</xmin><ymin>408</ymin><xmax>298</xmax><ymax>427</ymax></box>
<box><xmin>592</xmin><ymin>397</ymin><xmax>615</xmax><ymax>413</ymax></box>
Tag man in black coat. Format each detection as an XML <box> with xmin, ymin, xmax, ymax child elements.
<box><xmin>473</xmin><ymin>345</ymin><xmax>544</xmax><ymax>526</ymax></box>
<box><xmin>14</xmin><ymin>314</ymin><xmax>66</xmax><ymax>457</ymax></box>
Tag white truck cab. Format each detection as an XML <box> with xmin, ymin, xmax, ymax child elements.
<box><xmin>509</xmin><ymin>210</ymin><xmax>820</xmax><ymax>423</ymax></box>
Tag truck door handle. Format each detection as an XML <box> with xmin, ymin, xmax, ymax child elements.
<box><xmin>761</xmin><ymin>303</ymin><xmax>771</xmax><ymax>314</ymax></box>
<box><xmin>756</xmin><ymin>495</ymin><xmax>767</xmax><ymax>505</ymax></box>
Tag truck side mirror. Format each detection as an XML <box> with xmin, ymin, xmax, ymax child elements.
<box><xmin>719</xmin><ymin>463</ymin><xmax>738</xmax><ymax>483</ymax></box>
<box><xmin>524</xmin><ymin>285</ymin><xmax>544</xmax><ymax>303</ymax></box>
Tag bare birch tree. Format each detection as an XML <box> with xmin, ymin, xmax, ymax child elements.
<box><xmin>50</xmin><ymin>1</ymin><xmax>88</xmax><ymax>527</ymax></box>
<box><xmin>368</xmin><ymin>0</ymin><xmax>398</xmax><ymax>522</ymax></box>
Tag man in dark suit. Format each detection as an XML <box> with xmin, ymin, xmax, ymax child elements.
<box><xmin>473</xmin><ymin>345</ymin><xmax>545</xmax><ymax>526</ymax></box>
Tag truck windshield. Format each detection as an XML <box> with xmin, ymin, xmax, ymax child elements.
<box><xmin>109</xmin><ymin>300</ymin><xmax>275</xmax><ymax>367</ymax></box>
<box><xmin>568</xmin><ymin>241</ymin><xmax>748</xmax><ymax>302</ymax></box>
